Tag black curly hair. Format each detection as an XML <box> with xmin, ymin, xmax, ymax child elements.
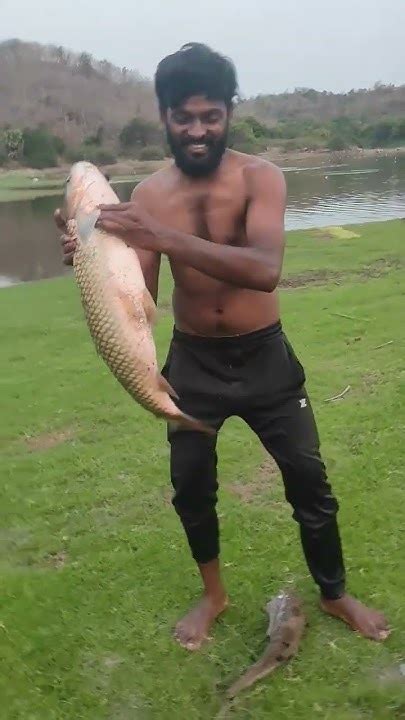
<box><xmin>154</xmin><ymin>42</ymin><xmax>238</xmax><ymax>115</ymax></box>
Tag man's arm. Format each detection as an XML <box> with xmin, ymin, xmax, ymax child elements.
<box><xmin>130</xmin><ymin>185</ymin><xmax>161</xmax><ymax>303</ymax></box>
<box><xmin>159</xmin><ymin>162</ymin><xmax>286</xmax><ymax>293</ymax></box>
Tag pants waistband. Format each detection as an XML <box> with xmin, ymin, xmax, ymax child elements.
<box><xmin>172</xmin><ymin>320</ymin><xmax>283</xmax><ymax>349</ymax></box>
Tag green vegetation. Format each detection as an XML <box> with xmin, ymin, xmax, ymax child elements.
<box><xmin>9</xmin><ymin>112</ymin><xmax>405</xmax><ymax>171</ymax></box>
<box><xmin>1</xmin><ymin>220</ymin><xmax>404</xmax><ymax>719</ymax></box>
<box><xmin>233</xmin><ymin>114</ymin><xmax>405</xmax><ymax>154</ymax></box>
<box><xmin>0</xmin><ymin>171</ymin><xmax>66</xmax><ymax>202</ymax></box>
<box><xmin>1</xmin><ymin>40</ymin><xmax>405</xmax><ymax>170</ymax></box>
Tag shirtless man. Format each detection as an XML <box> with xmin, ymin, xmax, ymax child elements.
<box><xmin>55</xmin><ymin>42</ymin><xmax>389</xmax><ymax>651</ymax></box>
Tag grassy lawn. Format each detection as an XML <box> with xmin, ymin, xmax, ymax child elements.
<box><xmin>0</xmin><ymin>220</ymin><xmax>404</xmax><ymax>719</ymax></box>
<box><xmin>0</xmin><ymin>166</ymin><xmax>156</xmax><ymax>203</ymax></box>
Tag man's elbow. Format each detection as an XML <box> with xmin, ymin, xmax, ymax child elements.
<box><xmin>254</xmin><ymin>267</ymin><xmax>280</xmax><ymax>293</ymax></box>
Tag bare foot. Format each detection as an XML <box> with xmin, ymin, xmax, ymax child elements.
<box><xmin>174</xmin><ymin>593</ymin><xmax>229</xmax><ymax>651</ymax></box>
<box><xmin>320</xmin><ymin>594</ymin><xmax>390</xmax><ymax>641</ymax></box>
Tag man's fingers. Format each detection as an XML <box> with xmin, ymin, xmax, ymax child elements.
<box><xmin>63</xmin><ymin>252</ymin><xmax>75</xmax><ymax>267</ymax></box>
<box><xmin>98</xmin><ymin>202</ymin><xmax>132</xmax><ymax>212</ymax></box>
<box><xmin>54</xmin><ymin>208</ymin><xmax>66</xmax><ymax>230</ymax></box>
<box><xmin>97</xmin><ymin>219</ymin><xmax>128</xmax><ymax>235</ymax></box>
<box><xmin>62</xmin><ymin>240</ymin><xmax>76</xmax><ymax>254</ymax></box>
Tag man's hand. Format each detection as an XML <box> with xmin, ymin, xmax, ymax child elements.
<box><xmin>54</xmin><ymin>208</ymin><xmax>77</xmax><ymax>266</ymax></box>
<box><xmin>96</xmin><ymin>202</ymin><xmax>163</xmax><ymax>251</ymax></box>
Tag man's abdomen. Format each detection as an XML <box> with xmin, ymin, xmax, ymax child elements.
<box><xmin>172</xmin><ymin>284</ymin><xmax>280</xmax><ymax>337</ymax></box>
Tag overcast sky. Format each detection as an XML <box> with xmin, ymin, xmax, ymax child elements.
<box><xmin>1</xmin><ymin>0</ymin><xmax>403</xmax><ymax>96</ymax></box>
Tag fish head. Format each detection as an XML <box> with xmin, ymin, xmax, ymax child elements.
<box><xmin>64</xmin><ymin>161</ymin><xmax>105</xmax><ymax>219</ymax></box>
<box><xmin>64</xmin><ymin>161</ymin><xmax>119</xmax><ymax>247</ymax></box>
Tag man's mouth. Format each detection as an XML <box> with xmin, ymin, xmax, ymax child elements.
<box><xmin>186</xmin><ymin>143</ymin><xmax>209</xmax><ymax>156</ymax></box>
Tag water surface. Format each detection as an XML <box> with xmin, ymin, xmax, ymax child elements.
<box><xmin>0</xmin><ymin>155</ymin><xmax>403</xmax><ymax>287</ymax></box>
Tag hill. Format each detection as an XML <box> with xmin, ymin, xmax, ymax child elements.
<box><xmin>238</xmin><ymin>83</ymin><xmax>405</xmax><ymax>125</ymax></box>
<box><xmin>1</xmin><ymin>39</ymin><xmax>404</xmax><ymax>167</ymax></box>
<box><xmin>0</xmin><ymin>39</ymin><xmax>157</xmax><ymax>147</ymax></box>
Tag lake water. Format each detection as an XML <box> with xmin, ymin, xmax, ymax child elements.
<box><xmin>0</xmin><ymin>154</ymin><xmax>404</xmax><ymax>287</ymax></box>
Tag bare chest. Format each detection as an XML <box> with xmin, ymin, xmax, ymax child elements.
<box><xmin>156</xmin><ymin>187</ymin><xmax>247</xmax><ymax>247</ymax></box>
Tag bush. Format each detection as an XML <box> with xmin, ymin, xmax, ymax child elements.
<box><xmin>119</xmin><ymin>117</ymin><xmax>162</xmax><ymax>151</ymax></box>
<box><xmin>64</xmin><ymin>145</ymin><xmax>116</xmax><ymax>165</ymax></box>
<box><xmin>328</xmin><ymin>134</ymin><xmax>348</xmax><ymax>151</ymax></box>
<box><xmin>228</xmin><ymin>121</ymin><xmax>266</xmax><ymax>154</ymax></box>
<box><xmin>64</xmin><ymin>147</ymin><xmax>85</xmax><ymax>163</ymax></box>
<box><xmin>282</xmin><ymin>139</ymin><xmax>301</xmax><ymax>152</ymax></box>
<box><xmin>53</xmin><ymin>135</ymin><xmax>66</xmax><ymax>155</ymax></box>
<box><xmin>22</xmin><ymin>127</ymin><xmax>58</xmax><ymax>168</ymax></box>
<box><xmin>87</xmin><ymin>147</ymin><xmax>117</xmax><ymax>165</ymax></box>
<box><xmin>0</xmin><ymin>147</ymin><xmax>7</xmax><ymax>166</ymax></box>
<box><xmin>138</xmin><ymin>145</ymin><xmax>165</xmax><ymax>161</ymax></box>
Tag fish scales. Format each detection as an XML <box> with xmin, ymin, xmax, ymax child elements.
<box><xmin>63</xmin><ymin>161</ymin><xmax>215</xmax><ymax>433</ymax></box>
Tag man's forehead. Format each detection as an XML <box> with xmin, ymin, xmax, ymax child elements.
<box><xmin>170</xmin><ymin>95</ymin><xmax>227</xmax><ymax>113</ymax></box>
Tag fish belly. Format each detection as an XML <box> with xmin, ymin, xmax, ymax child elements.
<box><xmin>74</xmin><ymin>234</ymin><xmax>159</xmax><ymax>409</ymax></box>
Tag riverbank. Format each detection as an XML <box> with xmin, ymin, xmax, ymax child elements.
<box><xmin>1</xmin><ymin>219</ymin><xmax>404</xmax><ymax>718</ymax></box>
<box><xmin>1</xmin><ymin>145</ymin><xmax>404</xmax><ymax>203</ymax></box>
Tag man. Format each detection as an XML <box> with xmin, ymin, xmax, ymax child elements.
<box><xmin>55</xmin><ymin>42</ymin><xmax>389</xmax><ymax>651</ymax></box>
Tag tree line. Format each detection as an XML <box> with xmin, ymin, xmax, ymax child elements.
<box><xmin>2</xmin><ymin>113</ymin><xmax>405</xmax><ymax>170</ymax></box>
<box><xmin>1</xmin><ymin>40</ymin><xmax>404</xmax><ymax>169</ymax></box>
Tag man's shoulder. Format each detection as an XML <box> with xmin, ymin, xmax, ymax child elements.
<box><xmin>228</xmin><ymin>150</ymin><xmax>285</xmax><ymax>197</ymax></box>
<box><xmin>130</xmin><ymin>164</ymin><xmax>174</xmax><ymax>205</ymax></box>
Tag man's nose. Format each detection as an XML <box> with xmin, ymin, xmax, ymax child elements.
<box><xmin>187</xmin><ymin>120</ymin><xmax>206</xmax><ymax>139</ymax></box>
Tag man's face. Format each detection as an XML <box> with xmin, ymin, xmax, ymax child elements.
<box><xmin>163</xmin><ymin>95</ymin><xmax>230</xmax><ymax>178</ymax></box>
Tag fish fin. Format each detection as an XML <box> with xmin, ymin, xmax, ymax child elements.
<box><xmin>76</xmin><ymin>208</ymin><xmax>100</xmax><ymax>245</ymax></box>
<box><xmin>142</xmin><ymin>287</ymin><xmax>157</xmax><ymax>325</ymax></box>
<box><xmin>176</xmin><ymin>413</ymin><xmax>217</xmax><ymax>436</ymax></box>
<box><xmin>157</xmin><ymin>373</ymin><xmax>179</xmax><ymax>399</ymax></box>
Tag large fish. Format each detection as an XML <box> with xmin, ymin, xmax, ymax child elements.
<box><xmin>226</xmin><ymin>591</ymin><xmax>306</xmax><ymax>698</ymax></box>
<box><xmin>63</xmin><ymin>161</ymin><xmax>214</xmax><ymax>434</ymax></box>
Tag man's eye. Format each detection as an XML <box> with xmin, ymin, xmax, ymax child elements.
<box><xmin>174</xmin><ymin>114</ymin><xmax>190</xmax><ymax>124</ymax></box>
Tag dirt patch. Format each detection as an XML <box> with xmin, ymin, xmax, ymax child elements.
<box><xmin>280</xmin><ymin>269</ymin><xmax>343</xmax><ymax>288</ymax></box>
<box><xmin>280</xmin><ymin>256</ymin><xmax>403</xmax><ymax>289</ymax></box>
<box><xmin>361</xmin><ymin>257</ymin><xmax>403</xmax><ymax>278</ymax></box>
<box><xmin>24</xmin><ymin>427</ymin><xmax>74</xmax><ymax>452</ymax></box>
<box><xmin>44</xmin><ymin>550</ymin><xmax>68</xmax><ymax>569</ymax></box>
<box><xmin>230</xmin><ymin>455</ymin><xmax>280</xmax><ymax>504</ymax></box>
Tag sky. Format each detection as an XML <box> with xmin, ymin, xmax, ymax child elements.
<box><xmin>1</xmin><ymin>0</ymin><xmax>404</xmax><ymax>96</ymax></box>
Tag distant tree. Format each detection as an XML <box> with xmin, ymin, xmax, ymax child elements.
<box><xmin>55</xmin><ymin>46</ymin><xmax>67</xmax><ymax>64</ymax></box>
<box><xmin>22</xmin><ymin>127</ymin><xmax>58</xmax><ymax>168</ymax></box>
<box><xmin>371</xmin><ymin>121</ymin><xmax>394</xmax><ymax>146</ymax></box>
<box><xmin>328</xmin><ymin>134</ymin><xmax>348</xmax><ymax>151</ymax></box>
<box><xmin>119</xmin><ymin>117</ymin><xmax>161</xmax><ymax>150</ymax></box>
<box><xmin>77</xmin><ymin>52</ymin><xmax>93</xmax><ymax>77</ymax></box>
<box><xmin>84</xmin><ymin>126</ymin><xmax>104</xmax><ymax>146</ymax></box>
<box><xmin>139</xmin><ymin>145</ymin><xmax>166</xmax><ymax>161</ymax></box>
<box><xmin>3</xmin><ymin>128</ymin><xmax>24</xmax><ymax>159</ymax></box>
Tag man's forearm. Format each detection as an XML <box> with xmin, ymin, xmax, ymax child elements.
<box><xmin>156</xmin><ymin>229</ymin><xmax>281</xmax><ymax>292</ymax></box>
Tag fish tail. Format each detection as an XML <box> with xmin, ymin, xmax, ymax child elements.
<box><xmin>226</xmin><ymin>659</ymin><xmax>278</xmax><ymax>698</ymax></box>
<box><xmin>176</xmin><ymin>412</ymin><xmax>217</xmax><ymax>436</ymax></box>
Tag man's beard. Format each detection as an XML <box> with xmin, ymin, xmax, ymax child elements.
<box><xmin>165</xmin><ymin>126</ymin><xmax>228</xmax><ymax>178</ymax></box>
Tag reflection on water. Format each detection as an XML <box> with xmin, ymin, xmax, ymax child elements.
<box><xmin>0</xmin><ymin>155</ymin><xmax>404</xmax><ymax>287</ymax></box>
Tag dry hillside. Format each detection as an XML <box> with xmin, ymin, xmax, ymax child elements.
<box><xmin>0</xmin><ymin>39</ymin><xmax>157</xmax><ymax>147</ymax></box>
<box><xmin>1</xmin><ymin>38</ymin><xmax>404</xmax><ymax>147</ymax></box>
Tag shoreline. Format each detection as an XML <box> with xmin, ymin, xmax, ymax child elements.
<box><xmin>0</xmin><ymin>145</ymin><xmax>404</xmax><ymax>185</ymax></box>
<box><xmin>0</xmin><ymin>217</ymin><xmax>401</xmax><ymax>291</ymax></box>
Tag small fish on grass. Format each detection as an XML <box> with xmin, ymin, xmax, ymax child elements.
<box><xmin>219</xmin><ymin>591</ymin><xmax>306</xmax><ymax>712</ymax></box>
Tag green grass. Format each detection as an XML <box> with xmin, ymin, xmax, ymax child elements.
<box><xmin>0</xmin><ymin>171</ymin><xmax>144</xmax><ymax>203</ymax></box>
<box><xmin>0</xmin><ymin>171</ymin><xmax>66</xmax><ymax>202</ymax></box>
<box><xmin>0</xmin><ymin>220</ymin><xmax>404</xmax><ymax>719</ymax></box>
